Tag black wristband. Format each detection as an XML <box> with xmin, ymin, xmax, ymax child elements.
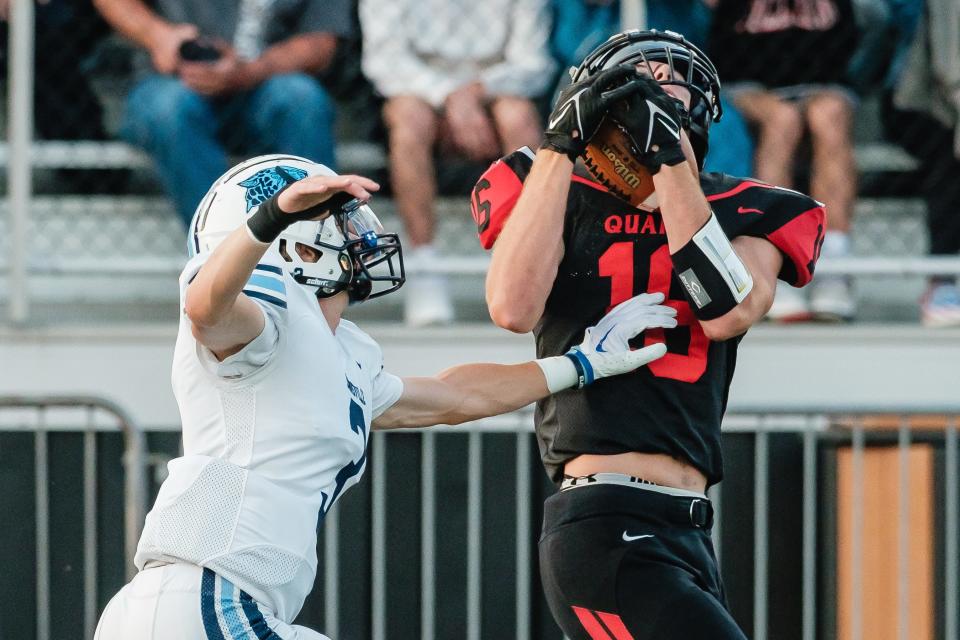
<box><xmin>246</xmin><ymin>188</ymin><xmax>357</xmax><ymax>244</ymax></box>
<box><xmin>539</xmin><ymin>139</ymin><xmax>579</xmax><ymax>163</ymax></box>
<box><xmin>246</xmin><ymin>189</ymin><xmax>290</xmax><ymax>244</ymax></box>
<box><xmin>670</xmin><ymin>214</ymin><xmax>753</xmax><ymax>320</ymax></box>
<box><xmin>671</xmin><ymin>240</ymin><xmax>738</xmax><ymax>320</ymax></box>
<box><xmin>563</xmin><ymin>347</ymin><xmax>595</xmax><ymax>388</ymax></box>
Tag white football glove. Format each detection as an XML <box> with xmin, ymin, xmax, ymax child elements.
<box><xmin>536</xmin><ymin>292</ymin><xmax>677</xmax><ymax>391</ymax></box>
<box><xmin>581</xmin><ymin>292</ymin><xmax>678</xmax><ymax>353</ymax></box>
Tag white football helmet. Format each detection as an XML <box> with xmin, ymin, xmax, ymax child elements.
<box><xmin>188</xmin><ymin>155</ymin><xmax>404</xmax><ymax>302</ymax></box>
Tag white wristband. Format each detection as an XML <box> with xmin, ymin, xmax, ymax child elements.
<box><xmin>535</xmin><ymin>356</ymin><xmax>580</xmax><ymax>394</ymax></box>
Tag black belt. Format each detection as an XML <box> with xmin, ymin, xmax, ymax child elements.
<box><xmin>553</xmin><ymin>477</ymin><xmax>715</xmax><ymax>530</ymax></box>
<box><xmin>685</xmin><ymin>497</ymin><xmax>714</xmax><ymax>529</ymax></box>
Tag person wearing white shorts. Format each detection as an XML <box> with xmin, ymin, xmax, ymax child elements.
<box><xmin>96</xmin><ymin>563</ymin><xmax>329</xmax><ymax>640</ymax></box>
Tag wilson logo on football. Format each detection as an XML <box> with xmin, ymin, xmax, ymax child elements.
<box><xmin>582</xmin><ymin>120</ymin><xmax>655</xmax><ymax>205</ymax></box>
<box><xmin>601</xmin><ymin>145</ymin><xmax>643</xmax><ymax>190</ymax></box>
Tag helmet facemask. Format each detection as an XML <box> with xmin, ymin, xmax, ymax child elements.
<box><xmin>339</xmin><ymin>200</ymin><xmax>405</xmax><ymax>303</ymax></box>
<box><xmin>279</xmin><ymin>198</ymin><xmax>405</xmax><ymax>304</ymax></box>
<box><xmin>573</xmin><ymin>29</ymin><xmax>723</xmax><ymax>168</ymax></box>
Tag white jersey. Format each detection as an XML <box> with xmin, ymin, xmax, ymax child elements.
<box><xmin>134</xmin><ymin>254</ymin><xmax>404</xmax><ymax>623</ymax></box>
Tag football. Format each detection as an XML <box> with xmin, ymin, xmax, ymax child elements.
<box><xmin>581</xmin><ymin>118</ymin><xmax>655</xmax><ymax>205</ymax></box>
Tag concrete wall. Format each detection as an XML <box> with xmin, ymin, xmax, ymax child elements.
<box><xmin>1</xmin><ymin>323</ymin><xmax>958</xmax><ymax>429</ymax></box>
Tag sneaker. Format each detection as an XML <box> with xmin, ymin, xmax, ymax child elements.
<box><xmin>766</xmin><ymin>281</ymin><xmax>812</xmax><ymax>322</ymax></box>
<box><xmin>403</xmin><ymin>245</ymin><xmax>455</xmax><ymax>326</ymax></box>
<box><xmin>810</xmin><ymin>276</ymin><xmax>856</xmax><ymax>322</ymax></box>
<box><xmin>921</xmin><ymin>282</ymin><xmax>960</xmax><ymax>328</ymax></box>
<box><xmin>404</xmin><ymin>272</ymin><xmax>454</xmax><ymax>327</ymax></box>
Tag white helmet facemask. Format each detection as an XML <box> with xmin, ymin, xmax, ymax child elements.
<box><xmin>189</xmin><ymin>154</ymin><xmax>404</xmax><ymax>303</ymax></box>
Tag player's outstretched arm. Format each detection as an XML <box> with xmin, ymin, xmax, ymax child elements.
<box><xmin>373</xmin><ymin>294</ymin><xmax>676</xmax><ymax>429</ymax></box>
<box><xmin>185</xmin><ymin>175</ymin><xmax>378</xmax><ymax>358</ymax></box>
<box><xmin>486</xmin><ymin>66</ymin><xmax>647</xmax><ymax>333</ymax></box>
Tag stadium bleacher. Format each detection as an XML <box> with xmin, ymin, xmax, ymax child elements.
<box><xmin>4</xmin><ymin>18</ymin><xmax>957</xmax><ymax>326</ymax></box>
<box><xmin>0</xmin><ymin>138</ymin><xmax>943</xmax><ymax>325</ymax></box>
<box><xmin>3</xmin><ymin>6</ymin><xmax>960</xmax><ymax>640</ymax></box>
<box><xmin>3</xmin><ymin>30</ymin><xmax>955</xmax><ymax>326</ymax></box>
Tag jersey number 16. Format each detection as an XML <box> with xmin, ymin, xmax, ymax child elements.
<box><xmin>599</xmin><ymin>242</ymin><xmax>709</xmax><ymax>383</ymax></box>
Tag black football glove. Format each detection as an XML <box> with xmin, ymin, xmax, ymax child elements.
<box><xmin>541</xmin><ymin>65</ymin><xmax>647</xmax><ymax>161</ymax></box>
<box><xmin>608</xmin><ymin>76</ymin><xmax>689</xmax><ymax>174</ymax></box>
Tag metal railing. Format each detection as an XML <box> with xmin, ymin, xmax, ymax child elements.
<box><xmin>4</xmin><ymin>397</ymin><xmax>957</xmax><ymax>639</ymax></box>
<box><xmin>0</xmin><ymin>395</ymin><xmax>148</xmax><ymax>640</ymax></box>
<box><xmin>6</xmin><ymin>0</ymin><xmax>33</xmax><ymax>325</ymax></box>
<box><xmin>7</xmin><ymin>252</ymin><xmax>960</xmax><ymax>280</ymax></box>
<box><xmin>700</xmin><ymin>409</ymin><xmax>958</xmax><ymax>640</ymax></box>
<box><xmin>311</xmin><ymin>407</ymin><xmax>960</xmax><ymax>640</ymax></box>
<box><xmin>360</xmin><ymin>417</ymin><xmax>538</xmax><ymax>640</ymax></box>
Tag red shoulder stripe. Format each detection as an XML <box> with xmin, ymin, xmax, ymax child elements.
<box><xmin>473</xmin><ymin>159</ymin><xmax>524</xmax><ymax>250</ymax></box>
<box><xmin>765</xmin><ymin>205</ymin><xmax>825</xmax><ymax>287</ymax></box>
<box><xmin>705</xmin><ymin>179</ymin><xmax>775</xmax><ymax>202</ymax></box>
<box><xmin>473</xmin><ymin>163</ymin><xmax>612</xmax><ymax>250</ymax></box>
<box><xmin>571</xmin><ymin>174</ymin><xmax>609</xmax><ymax>193</ymax></box>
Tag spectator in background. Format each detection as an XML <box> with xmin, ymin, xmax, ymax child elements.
<box><xmin>93</xmin><ymin>0</ymin><xmax>349</xmax><ymax>227</ymax></box>
<box><xmin>882</xmin><ymin>0</ymin><xmax>960</xmax><ymax>327</ymax></box>
<box><xmin>0</xmin><ymin>0</ymin><xmax>125</xmax><ymax>192</ymax></box>
<box><xmin>707</xmin><ymin>0</ymin><xmax>860</xmax><ymax>322</ymax></box>
<box><xmin>359</xmin><ymin>0</ymin><xmax>555</xmax><ymax>327</ymax></box>
<box><xmin>550</xmin><ymin>0</ymin><xmax>755</xmax><ymax>178</ymax></box>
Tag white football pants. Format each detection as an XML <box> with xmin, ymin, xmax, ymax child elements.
<box><xmin>94</xmin><ymin>562</ymin><xmax>331</xmax><ymax>640</ymax></box>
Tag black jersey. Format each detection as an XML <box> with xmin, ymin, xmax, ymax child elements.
<box><xmin>707</xmin><ymin>0</ymin><xmax>859</xmax><ymax>89</ymax></box>
<box><xmin>472</xmin><ymin>149</ymin><xmax>825</xmax><ymax>486</ymax></box>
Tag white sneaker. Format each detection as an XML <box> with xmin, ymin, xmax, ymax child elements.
<box><xmin>766</xmin><ymin>281</ymin><xmax>812</xmax><ymax>322</ymax></box>
<box><xmin>403</xmin><ymin>272</ymin><xmax>454</xmax><ymax>327</ymax></box>
<box><xmin>403</xmin><ymin>245</ymin><xmax>454</xmax><ymax>326</ymax></box>
<box><xmin>921</xmin><ymin>281</ymin><xmax>960</xmax><ymax>328</ymax></box>
<box><xmin>809</xmin><ymin>276</ymin><xmax>856</xmax><ymax>322</ymax></box>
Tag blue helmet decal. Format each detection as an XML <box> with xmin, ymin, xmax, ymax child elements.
<box><xmin>238</xmin><ymin>165</ymin><xmax>309</xmax><ymax>212</ymax></box>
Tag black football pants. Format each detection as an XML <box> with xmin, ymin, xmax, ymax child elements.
<box><xmin>539</xmin><ymin>483</ymin><xmax>747</xmax><ymax>640</ymax></box>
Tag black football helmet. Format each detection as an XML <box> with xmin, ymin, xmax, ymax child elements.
<box><xmin>571</xmin><ymin>29</ymin><xmax>723</xmax><ymax>169</ymax></box>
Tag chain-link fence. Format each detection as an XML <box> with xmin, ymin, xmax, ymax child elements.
<box><xmin>2</xmin><ymin>0</ymin><xmax>960</xmax><ymax>324</ymax></box>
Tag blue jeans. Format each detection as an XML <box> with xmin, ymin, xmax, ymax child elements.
<box><xmin>122</xmin><ymin>73</ymin><xmax>336</xmax><ymax>227</ymax></box>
